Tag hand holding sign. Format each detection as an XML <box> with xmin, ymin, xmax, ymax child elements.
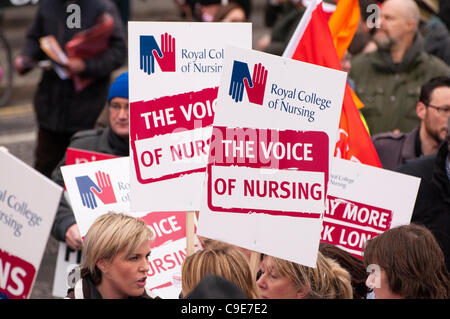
<box><xmin>153</xmin><ymin>33</ymin><xmax>176</xmax><ymax>72</ymax></box>
<box><xmin>140</xmin><ymin>36</ymin><xmax>162</xmax><ymax>75</ymax></box>
<box><xmin>76</xmin><ymin>175</ymin><xmax>101</xmax><ymax>209</ymax></box>
<box><xmin>244</xmin><ymin>63</ymin><xmax>268</xmax><ymax>105</ymax></box>
<box><xmin>229</xmin><ymin>60</ymin><xmax>252</xmax><ymax>102</ymax></box>
<box><xmin>91</xmin><ymin>171</ymin><xmax>117</xmax><ymax>205</ymax></box>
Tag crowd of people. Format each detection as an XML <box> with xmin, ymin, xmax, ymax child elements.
<box><xmin>6</xmin><ymin>0</ymin><xmax>450</xmax><ymax>299</ymax></box>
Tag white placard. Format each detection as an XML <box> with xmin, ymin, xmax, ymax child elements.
<box><xmin>0</xmin><ymin>149</ymin><xmax>62</xmax><ymax>299</ymax></box>
<box><xmin>198</xmin><ymin>46</ymin><xmax>347</xmax><ymax>267</ymax></box>
<box><xmin>61</xmin><ymin>157</ymin><xmax>200</xmax><ymax>298</ymax></box>
<box><xmin>322</xmin><ymin>158</ymin><xmax>421</xmax><ymax>258</ymax></box>
<box><xmin>128</xmin><ymin>22</ymin><xmax>252</xmax><ymax>212</ymax></box>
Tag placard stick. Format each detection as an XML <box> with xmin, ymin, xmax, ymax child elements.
<box><xmin>186</xmin><ymin>211</ymin><xmax>196</xmax><ymax>256</ymax></box>
<box><xmin>249</xmin><ymin>251</ymin><xmax>261</xmax><ymax>280</ymax></box>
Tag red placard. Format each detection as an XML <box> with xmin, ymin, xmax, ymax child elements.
<box><xmin>0</xmin><ymin>249</ymin><xmax>36</xmax><ymax>299</ymax></box>
<box><xmin>207</xmin><ymin>126</ymin><xmax>329</xmax><ymax>218</ymax></box>
<box><xmin>66</xmin><ymin>147</ymin><xmax>118</xmax><ymax>165</ymax></box>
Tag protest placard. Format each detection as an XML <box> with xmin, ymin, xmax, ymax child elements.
<box><xmin>52</xmin><ymin>148</ymin><xmax>118</xmax><ymax>298</ymax></box>
<box><xmin>198</xmin><ymin>46</ymin><xmax>347</xmax><ymax>267</ymax></box>
<box><xmin>322</xmin><ymin>158</ymin><xmax>421</xmax><ymax>258</ymax></box>
<box><xmin>61</xmin><ymin>157</ymin><xmax>200</xmax><ymax>298</ymax></box>
<box><xmin>0</xmin><ymin>149</ymin><xmax>62</xmax><ymax>299</ymax></box>
<box><xmin>128</xmin><ymin>22</ymin><xmax>251</xmax><ymax>212</ymax></box>
<box><xmin>65</xmin><ymin>147</ymin><xmax>118</xmax><ymax>165</ymax></box>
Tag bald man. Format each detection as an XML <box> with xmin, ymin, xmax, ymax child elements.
<box><xmin>350</xmin><ymin>0</ymin><xmax>449</xmax><ymax>135</ymax></box>
<box><xmin>396</xmin><ymin>116</ymin><xmax>450</xmax><ymax>270</ymax></box>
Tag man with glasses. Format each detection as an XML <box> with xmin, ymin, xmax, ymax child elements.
<box><xmin>50</xmin><ymin>72</ymin><xmax>129</xmax><ymax>251</ymax></box>
<box><xmin>372</xmin><ymin>76</ymin><xmax>450</xmax><ymax>170</ymax></box>
<box><xmin>396</xmin><ymin>115</ymin><xmax>450</xmax><ymax>271</ymax></box>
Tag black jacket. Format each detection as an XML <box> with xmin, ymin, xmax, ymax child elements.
<box><xmin>22</xmin><ymin>0</ymin><xmax>127</xmax><ymax>133</ymax></box>
<box><xmin>396</xmin><ymin>142</ymin><xmax>450</xmax><ymax>270</ymax></box>
<box><xmin>51</xmin><ymin>127</ymin><xmax>128</xmax><ymax>242</ymax></box>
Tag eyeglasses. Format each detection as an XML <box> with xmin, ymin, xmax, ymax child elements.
<box><xmin>427</xmin><ymin>104</ymin><xmax>450</xmax><ymax>116</ymax></box>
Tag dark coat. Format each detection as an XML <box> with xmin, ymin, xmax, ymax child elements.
<box><xmin>396</xmin><ymin>142</ymin><xmax>450</xmax><ymax>271</ymax></box>
<box><xmin>50</xmin><ymin>127</ymin><xmax>128</xmax><ymax>242</ymax></box>
<box><xmin>350</xmin><ymin>34</ymin><xmax>449</xmax><ymax>135</ymax></box>
<box><xmin>22</xmin><ymin>0</ymin><xmax>127</xmax><ymax>133</ymax></box>
<box><xmin>422</xmin><ymin>16</ymin><xmax>450</xmax><ymax>66</ymax></box>
<box><xmin>263</xmin><ymin>6</ymin><xmax>305</xmax><ymax>56</ymax></box>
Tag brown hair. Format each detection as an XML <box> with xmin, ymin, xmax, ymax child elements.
<box><xmin>319</xmin><ymin>243</ymin><xmax>371</xmax><ymax>298</ymax></box>
<box><xmin>80</xmin><ymin>212</ymin><xmax>153</xmax><ymax>285</ymax></box>
<box><xmin>364</xmin><ymin>224</ymin><xmax>450</xmax><ymax>298</ymax></box>
<box><xmin>267</xmin><ymin>251</ymin><xmax>353</xmax><ymax>299</ymax></box>
<box><xmin>181</xmin><ymin>242</ymin><xmax>259</xmax><ymax>298</ymax></box>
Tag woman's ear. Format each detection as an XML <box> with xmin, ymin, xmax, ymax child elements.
<box><xmin>96</xmin><ymin>258</ymin><xmax>109</xmax><ymax>274</ymax></box>
<box><xmin>296</xmin><ymin>287</ymin><xmax>309</xmax><ymax>299</ymax></box>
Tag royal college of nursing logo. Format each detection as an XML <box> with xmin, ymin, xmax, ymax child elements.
<box><xmin>229</xmin><ymin>60</ymin><xmax>268</xmax><ymax>105</ymax></box>
<box><xmin>75</xmin><ymin>171</ymin><xmax>117</xmax><ymax>210</ymax></box>
<box><xmin>139</xmin><ymin>33</ymin><xmax>176</xmax><ymax>75</ymax></box>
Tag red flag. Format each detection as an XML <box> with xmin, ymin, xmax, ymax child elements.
<box><xmin>283</xmin><ymin>0</ymin><xmax>381</xmax><ymax>167</ymax></box>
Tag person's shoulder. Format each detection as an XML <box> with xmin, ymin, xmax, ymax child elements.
<box><xmin>349</xmin><ymin>51</ymin><xmax>378</xmax><ymax>75</ymax></box>
<box><xmin>69</xmin><ymin>128</ymin><xmax>106</xmax><ymax>148</ymax></box>
<box><xmin>372</xmin><ymin>131</ymin><xmax>407</xmax><ymax>142</ymax></box>
<box><xmin>395</xmin><ymin>153</ymin><xmax>436</xmax><ymax>177</ymax></box>
<box><xmin>420</xmin><ymin>51</ymin><xmax>450</xmax><ymax>71</ymax></box>
<box><xmin>71</xmin><ymin>128</ymin><xmax>105</xmax><ymax>141</ymax></box>
<box><xmin>372</xmin><ymin>132</ymin><xmax>407</xmax><ymax>148</ymax></box>
<box><xmin>351</xmin><ymin>51</ymin><xmax>377</xmax><ymax>65</ymax></box>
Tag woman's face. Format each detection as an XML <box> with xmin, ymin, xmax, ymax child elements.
<box><xmin>99</xmin><ymin>240</ymin><xmax>151</xmax><ymax>298</ymax></box>
<box><xmin>257</xmin><ymin>256</ymin><xmax>303</xmax><ymax>299</ymax></box>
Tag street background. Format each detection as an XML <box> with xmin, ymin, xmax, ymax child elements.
<box><xmin>0</xmin><ymin>0</ymin><xmax>268</xmax><ymax>299</ymax></box>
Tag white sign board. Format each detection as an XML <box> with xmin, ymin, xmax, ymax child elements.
<box><xmin>198</xmin><ymin>46</ymin><xmax>347</xmax><ymax>267</ymax></box>
<box><xmin>61</xmin><ymin>157</ymin><xmax>199</xmax><ymax>298</ymax></box>
<box><xmin>322</xmin><ymin>158</ymin><xmax>421</xmax><ymax>258</ymax></box>
<box><xmin>52</xmin><ymin>242</ymin><xmax>83</xmax><ymax>298</ymax></box>
<box><xmin>128</xmin><ymin>22</ymin><xmax>252</xmax><ymax>212</ymax></box>
<box><xmin>0</xmin><ymin>149</ymin><xmax>62</xmax><ymax>299</ymax></box>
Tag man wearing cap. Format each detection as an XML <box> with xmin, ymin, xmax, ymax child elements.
<box><xmin>50</xmin><ymin>72</ymin><xmax>129</xmax><ymax>251</ymax></box>
<box><xmin>396</xmin><ymin>116</ymin><xmax>450</xmax><ymax>270</ymax></box>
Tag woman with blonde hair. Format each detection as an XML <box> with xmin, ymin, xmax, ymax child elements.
<box><xmin>181</xmin><ymin>242</ymin><xmax>259</xmax><ymax>298</ymax></box>
<box><xmin>257</xmin><ymin>251</ymin><xmax>353</xmax><ymax>299</ymax></box>
<box><xmin>66</xmin><ymin>212</ymin><xmax>157</xmax><ymax>299</ymax></box>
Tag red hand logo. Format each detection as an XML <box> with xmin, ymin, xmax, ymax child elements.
<box><xmin>152</xmin><ymin>33</ymin><xmax>176</xmax><ymax>72</ymax></box>
<box><xmin>243</xmin><ymin>63</ymin><xmax>267</xmax><ymax>105</ymax></box>
<box><xmin>90</xmin><ymin>171</ymin><xmax>117</xmax><ymax>204</ymax></box>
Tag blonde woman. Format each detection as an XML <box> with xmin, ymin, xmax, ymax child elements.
<box><xmin>66</xmin><ymin>212</ymin><xmax>157</xmax><ymax>299</ymax></box>
<box><xmin>181</xmin><ymin>242</ymin><xmax>259</xmax><ymax>299</ymax></box>
<box><xmin>257</xmin><ymin>252</ymin><xmax>353</xmax><ymax>299</ymax></box>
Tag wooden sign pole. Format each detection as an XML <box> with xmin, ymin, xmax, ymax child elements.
<box><xmin>186</xmin><ymin>211</ymin><xmax>196</xmax><ymax>256</ymax></box>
